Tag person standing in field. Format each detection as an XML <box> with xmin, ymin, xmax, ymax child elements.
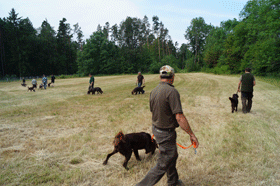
<box><xmin>51</xmin><ymin>74</ymin><xmax>55</xmax><ymax>86</ymax></box>
<box><xmin>22</xmin><ymin>77</ymin><xmax>25</xmax><ymax>85</ymax></box>
<box><xmin>238</xmin><ymin>68</ymin><xmax>256</xmax><ymax>113</ymax></box>
<box><xmin>136</xmin><ymin>65</ymin><xmax>199</xmax><ymax>186</ymax></box>
<box><xmin>136</xmin><ymin>72</ymin><xmax>145</xmax><ymax>87</ymax></box>
<box><xmin>32</xmin><ymin>77</ymin><xmax>37</xmax><ymax>89</ymax></box>
<box><xmin>89</xmin><ymin>73</ymin><xmax>94</xmax><ymax>89</ymax></box>
<box><xmin>42</xmin><ymin>74</ymin><xmax>47</xmax><ymax>89</ymax></box>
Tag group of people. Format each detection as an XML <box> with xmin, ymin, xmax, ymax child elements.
<box><xmin>88</xmin><ymin>71</ymin><xmax>146</xmax><ymax>90</ymax></box>
<box><xmin>89</xmin><ymin>65</ymin><xmax>255</xmax><ymax>186</ymax></box>
<box><xmin>24</xmin><ymin>74</ymin><xmax>56</xmax><ymax>90</ymax></box>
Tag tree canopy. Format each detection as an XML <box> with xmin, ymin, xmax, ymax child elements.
<box><xmin>1</xmin><ymin>0</ymin><xmax>279</xmax><ymax>78</ymax></box>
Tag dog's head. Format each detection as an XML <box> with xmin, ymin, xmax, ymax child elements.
<box><xmin>232</xmin><ymin>94</ymin><xmax>239</xmax><ymax>99</ymax></box>
<box><xmin>151</xmin><ymin>138</ymin><xmax>158</xmax><ymax>149</ymax></box>
<box><xmin>114</xmin><ymin>131</ymin><xmax>126</xmax><ymax>146</ymax></box>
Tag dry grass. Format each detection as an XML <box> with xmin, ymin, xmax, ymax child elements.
<box><xmin>0</xmin><ymin>73</ymin><xmax>279</xmax><ymax>186</ymax></box>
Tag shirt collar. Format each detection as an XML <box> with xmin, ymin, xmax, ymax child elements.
<box><xmin>160</xmin><ymin>81</ymin><xmax>174</xmax><ymax>87</ymax></box>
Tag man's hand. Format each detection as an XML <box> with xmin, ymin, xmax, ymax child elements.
<box><xmin>190</xmin><ymin>135</ymin><xmax>199</xmax><ymax>148</ymax></box>
<box><xmin>176</xmin><ymin>113</ymin><xmax>199</xmax><ymax>148</ymax></box>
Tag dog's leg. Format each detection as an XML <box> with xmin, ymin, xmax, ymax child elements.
<box><xmin>133</xmin><ymin>149</ymin><xmax>141</xmax><ymax>161</ymax></box>
<box><xmin>103</xmin><ymin>148</ymin><xmax>118</xmax><ymax>165</ymax></box>
<box><xmin>123</xmin><ymin>150</ymin><xmax>132</xmax><ymax>170</ymax></box>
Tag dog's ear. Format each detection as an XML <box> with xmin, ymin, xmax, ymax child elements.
<box><xmin>229</xmin><ymin>97</ymin><xmax>233</xmax><ymax>101</ymax></box>
<box><xmin>121</xmin><ymin>137</ymin><xmax>126</xmax><ymax>143</ymax></box>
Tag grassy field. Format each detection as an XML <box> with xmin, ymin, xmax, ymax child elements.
<box><xmin>0</xmin><ymin>73</ymin><xmax>279</xmax><ymax>186</ymax></box>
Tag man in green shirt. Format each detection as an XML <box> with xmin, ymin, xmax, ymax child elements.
<box><xmin>89</xmin><ymin>73</ymin><xmax>94</xmax><ymax>89</ymax></box>
<box><xmin>238</xmin><ymin>68</ymin><xmax>256</xmax><ymax>113</ymax></box>
<box><xmin>136</xmin><ymin>65</ymin><xmax>199</xmax><ymax>186</ymax></box>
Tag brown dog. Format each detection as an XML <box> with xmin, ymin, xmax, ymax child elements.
<box><xmin>229</xmin><ymin>93</ymin><xmax>239</xmax><ymax>113</ymax></box>
<box><xmin>131</xmin><ymin>86</ymin><xmax>145</xmax><ymax>95</ymax></box>
<box><xmin>27</xmin><ymin>86</ymin><xmax>35</xmax><ymax>92</ymax></box>
<box><xmin>103</xmin><ymin>131</ymin><xmax>158</xmax><ymax>170</ymax></box>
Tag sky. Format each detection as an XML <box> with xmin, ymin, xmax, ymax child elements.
<box><xmin>0</xmin><ymin>0</ymin><xmax>249</xmax><ymax>47</ymax></box>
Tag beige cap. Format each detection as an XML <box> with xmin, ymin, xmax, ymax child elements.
<box><xmin>159</xmin><ymin>65</ymin><xmax>175</xmax><ymax>77</ymax></box>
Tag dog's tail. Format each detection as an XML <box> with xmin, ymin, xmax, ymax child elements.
<box><xmin>142</xmin><ymin>86</ymin><xmax>145</xmax><ymax>88</ymax></box>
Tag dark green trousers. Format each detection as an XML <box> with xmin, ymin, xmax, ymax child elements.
<box><xmin>136</xmin><ymin>125</ymin><xmax>179</xmax><ymax>186</ymax></box>
<box><xmin>241</xmin><ymin>91</ymin><xmax>253</xmax><ymax>113</ymax></box>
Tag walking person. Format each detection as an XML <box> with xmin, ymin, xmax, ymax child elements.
<box><xmin>32</xmin><ymin>77</ymin><xmax>37</xmax><ymax>89</ymax></box>
<box><xmin>42</xmin><ymin>74</ymin><xmax>47</xmax><ymax>89</ymax></box>
<box><xmin>89</xmin><ymin>73</ymin><xmax>94</xmax><ymax>89</ymax></box>
<box><xmin>22</xmin><ymin>77</ymin><xmax>26</xmax><ymax>85</ymax></box>
<box><xmin>136</xmin><ymin>65</ymin><xmax>199</xmax><ymax>186</ymax></box>
<box><xmin>136</xmin><ymin>72</ymin><xmax>145</xmax><ymax>87</ymax></box>
<box><xmin>238</xmin><ymin>68</ymin><xmax>256</xmax><ymax>113</ymax></box>
<box><xmin>51</xmin><ymin>74</ymin><xmax>55</xmax><ymax>86</ymax></box>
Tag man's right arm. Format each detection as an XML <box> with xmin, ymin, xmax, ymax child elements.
<box><xmin>176</xmin><ymin>113</ymin><xmax>199</xmax><ymax>148</ymax></box>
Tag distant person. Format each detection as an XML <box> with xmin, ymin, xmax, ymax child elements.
<box><xmin>32</xmin><ymin>77</ymin><xmax>37</xmax><ymax>88</ymax></box>
<box><xmin>51</xmin><ymin>74</ymin><xmax>55</xmax><ymax>86</ymax></box>
<box><xmin>22</xmin><ymin>77</ymin><xmax>26</xmax><ymax>84</ymax></box>
<box><xmin>136</xmin><ymin>72</ymin><xmax>145</xmax><ymax>87</ymax></box>
<box><xmin>89</xmin><ymin>73</ymin><xmax>94</xmax><ymax>89</ymax></box>
<box><xmin>238</xmin><ymin>68</ymin><xmax>256</xmax><ymax>113</ymax></box>
<box><xmin>42</xmin><ymin>74</ymin><xmax>48</xmax><ymax>89</ymax></box>
<box><xmin>136</xmin><ymin>65</ymin><xmax>199</xmax><ymax>186</ymax></box>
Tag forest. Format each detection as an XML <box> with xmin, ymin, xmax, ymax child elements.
<box><xmin>0</xmin><ymin>0</ymin><xmax>279</xmax><ymax>78</ymax></box>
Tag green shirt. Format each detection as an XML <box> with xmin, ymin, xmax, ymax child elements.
<box><xmin>150</xmin><ymin>82</ymin><xmax>183</xmax><ymax>129</ymax></box>
<box><xmin>89</xmin><ymin>76</ymin><xmax>94</xmax><ymax>84</ymax></box>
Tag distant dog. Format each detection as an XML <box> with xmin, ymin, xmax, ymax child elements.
<box><xmin>21</xmin><ymin>83</ymin><xmax>27</xmax><ymax>87</ymax></box>
<box><xmin>103</xmin><ymin>131</ymin><xmax>158</xmax><ymax>170</ymax></box>
<box><xmin>229</xmin><ymin>93</ymin><xmax>239</xmax><ymax>113</ymax></box>
<box><xmin>39</xmin><ymin>84</ymin><xmax>43</xmax><ymax>89</ymax></box>
<box><xmin>48</xmin><ymin>82</ymin><xmax>52</xmax><ymax>87</ymax></box>
<box><xmin>131</xmin><ymin>86</ymin><xmax>145</xmax><ymax>95</ymax></box>
<box><xmin>87</xmin><ymin>87</ymin><xmax>103</xmax><ymax>94</ymax></box>
<box><xmin>27</xmin><ymin>86</ymin><xmax>35</xmax><ymax>92</ymax></box>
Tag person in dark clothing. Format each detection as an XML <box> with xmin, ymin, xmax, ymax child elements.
<box><xmin>136</xmin><ymin>65</ymin><xmax>199</xmax><ymax>186</ymax></box>
<box><xmin>136</xmin><ymin>72</ymin><xmax>145</xmax><ymax>87</ymax></box>
<box><xmin>51</xmin><ymin>74</ymin><xmax>55</xmax><ymax>86</ymax></box>
<box><xmin>22</xmin><ymin>77</ymin><xmax>25</xmax><ymax>84</ymax></box>
<box><xmin>238</xmin><ymin>68</ymin><xmax>256</xmax><ymax>113</ymax></box>
<box><xmin>89</xmin><ymin>73</ymin><xmax>94</xmax><ymax>89</ymax></box>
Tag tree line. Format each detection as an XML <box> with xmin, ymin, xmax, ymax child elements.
<box><xmin>0</xmin><ymin>0</ymin><xmax>279</xmax><ymax>78</ymax></box>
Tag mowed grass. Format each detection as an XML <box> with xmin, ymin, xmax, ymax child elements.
<box><xmin>0</xmin><ymin>73</ymin><xmax>279</xmax><ymax>186</ymax></box>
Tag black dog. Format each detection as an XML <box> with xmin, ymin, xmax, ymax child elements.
<box><xmin>131</xmin><ymin>86</ymin><xmax>145</xmax><ymax>95</ymax></box>
<box><xmin>229</xmin><ymin>93</ymin><xmax>239</xmax><ymax>113</ymax></box>
<box><xmin>103</xmin><ymin>131</ymin><xmax>158</xmax><ymax>170</ymax></box>
<box><xmin>48</xmin><ymin>82</ymin><xmax>52</xmax><ymax>87</ymax></box>
<box><xmin>39</xmin><ymin>84</ymin><xmax>43</xmax><ymax>89</ymax></box>
<box><xmin>27</xmin><ymin>86</ymin><xmax>35</xmax><ymax>92</ymax></box>
<box><xmin>21</xmin><ymin>83</ymin><xmax>27</xmax><ymax>87</ymax></box>
<box><xmin>87</xmin><ymin>87</ymin><xmax>103</xmax><ymax>94</ymax></box>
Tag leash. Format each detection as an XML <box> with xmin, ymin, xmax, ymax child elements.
<box><xmin>151</xmin><ymin>135</ymin><xmax>197</xmax><ymax>154</ymax></box>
